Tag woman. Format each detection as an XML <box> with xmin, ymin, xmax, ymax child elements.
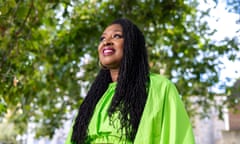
<box><xmin>66</xmin><ymin>18</ymin><xmax>195</xmax><ymax>144</ymax></box>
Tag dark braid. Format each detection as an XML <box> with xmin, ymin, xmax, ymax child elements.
<box><xmin>71</xmin><ymin>69</ymin><xmax>112</xmax><ymax>144</ymax></box>
<box><xmin>71</xmin><ymin>18</ymin><xmax>149</xmax><ymax>144</ymax></box>
<box><xmin>108</xmin><ymin>19</ymin><xmax>149</xmax><ymax>141</ymax></box>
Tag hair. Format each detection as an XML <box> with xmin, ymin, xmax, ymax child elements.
<box><xmin>71</xmin><ymin>18</ymin><xmax>149</xmax><ymax>144</ymax></box>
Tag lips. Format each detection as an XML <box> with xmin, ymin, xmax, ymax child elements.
<box><xmin>102</xmin><ymin>47</ymin><xmax>115</xmax><ymax>56</ymax></box>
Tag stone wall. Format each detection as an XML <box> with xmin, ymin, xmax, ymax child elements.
<box><xmin>229</xmin><ymin>104</ymin><xmax>240</xmax><ymax>130</ymax></box>
<box><xmin>217</xmin><ymin>130</ymin><xmax>240</xmax><ymax>144</ymax></box>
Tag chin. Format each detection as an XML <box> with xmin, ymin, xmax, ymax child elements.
<box><xmin>103</xmin><ymin>64</ymin><xmax>120</xmax><ymax>70</ymax></box>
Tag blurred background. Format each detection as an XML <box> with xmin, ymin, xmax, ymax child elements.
<box><xmin>0</xmin><ymin>0</ymin><xmax>239</xmax><ymax>143</ymax></box>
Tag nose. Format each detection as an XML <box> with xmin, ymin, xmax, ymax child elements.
<box><xmin>103</xmin><ymin>37</ymin><xmax>113</xmax><ymax>46</ymax></box>
<box><xmin>103</xmin><ymin>41</ymin><xmax>113</xmax><ymax>46</ymax></box>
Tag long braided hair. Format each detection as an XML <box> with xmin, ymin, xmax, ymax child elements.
<box><xmin>71</xmin><ymin>18</ymin><xmax>149</xmax><ymax>144</ymax></box>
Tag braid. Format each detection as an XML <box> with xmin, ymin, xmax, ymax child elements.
<box><xmin>71</xmin><ymin>69</ymin><xmax>112</xmax><ymax>144</ymax></box>
<box><xmin>108</xmin><ymin>18</ymin><xmax>149</xmax><ymax>141</ymax></box>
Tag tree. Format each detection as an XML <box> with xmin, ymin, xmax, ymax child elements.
<box><xmin>224</xmin><ymin>0</ymin><xmax>240</xmax><ymax>14</ymax></box>
<box><xmin>0</xmin><ymin>0</ymin><xmax>239</xmax><ymax>140</ymax></box>
<box><xmin>214</xmin><ymin>0</ymin><xmax>240</xmax><ymax>23</ymax></box>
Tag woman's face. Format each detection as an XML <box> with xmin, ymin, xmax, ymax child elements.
<box><xmin>98</xmin><ymin>24</ymin><xmax>124</xmax><ymax>70</ymax></box>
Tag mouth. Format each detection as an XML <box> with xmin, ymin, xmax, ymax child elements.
<box><xmin>102</xmin><ymin>47</ymin><xmax>115</xmax><ymax>56</ymax></box>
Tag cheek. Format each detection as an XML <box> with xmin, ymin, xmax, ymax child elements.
<box><xmin>97</xmin><ymin>45</ymin><xmax>101</xmax><ymax>55</ymax></box>
<box><xmin>119</xmin><ymin>42</ymin><xmax>124</xmax><ymax>54</ymax></box>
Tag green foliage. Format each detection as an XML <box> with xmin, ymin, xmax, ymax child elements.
<box><xmin>0</xmin><ymin>0</ymin><xmax>239</xmax><ymax>140</ymax></box>
<box><xmin>0</xmin><ymin>98</ymin><xmax>6</xmax><ymax>118</ymax></box>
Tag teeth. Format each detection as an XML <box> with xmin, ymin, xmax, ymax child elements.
<box><xmin>103</xmin><ymin>48</ymin><xmax>115</xmax><ymax>55</ymax></box>
<box><xmin>104</xmin><ymin>49</ymin><xmax>113</xmax><ymax>53</ymax></box>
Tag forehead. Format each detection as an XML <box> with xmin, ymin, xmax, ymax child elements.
<box><xmin>103</xmin><ymin>24</ymin><xmax>122</xmax><ymax>34</ymax></box>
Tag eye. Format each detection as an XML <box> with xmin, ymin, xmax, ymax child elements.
<box><xmin>113</xmin><ymin>34</ymin><xmax>123</xmax><ymax>39</ymax></box>
<box><xmin>100</xmin><ymin>36</ymin><xmax>105</xmax><ymax>42</ymax></box>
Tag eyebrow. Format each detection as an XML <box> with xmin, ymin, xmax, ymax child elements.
<box><xmin>102</xmin><ymin>30</ymin><xmax>122</xmax><ymax>35</ymax></box>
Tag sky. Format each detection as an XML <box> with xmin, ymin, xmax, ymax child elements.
<box><xmin>199</xmin><ymin>0</ymin><xmax>240</xmax><ymax>92</ymax></box>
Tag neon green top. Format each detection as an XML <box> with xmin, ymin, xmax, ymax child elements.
<box><xmin>65</xmin><ymin>73</ymin><xmax>195</xmax><ymax>144</ymax></box>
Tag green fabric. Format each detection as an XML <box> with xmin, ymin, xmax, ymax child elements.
<box><xmin>65</xmin><ymin>73</ymin><xmax>195</xmax><ymax>144</ymax></box>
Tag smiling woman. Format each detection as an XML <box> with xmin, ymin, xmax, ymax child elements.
<box><xmin>65</xmin><ymin>18</ymin><xmax>195</xmax><ymax>144</ymax></box>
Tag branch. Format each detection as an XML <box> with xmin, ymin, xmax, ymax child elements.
<box><xmin>15</xmin><ymin>0</ymin><xmax>34</xmax><ymax>36</ymax></box>
<box><xmin>0</xmin><ymin>0</ymin><xmax>34</xmax><ymax>73</ymax></box>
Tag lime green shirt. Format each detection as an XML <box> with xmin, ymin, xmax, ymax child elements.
<box><xmin>66</xmin><ymin>73</ymin><xmax>195</xmax><ymax>144</ymax></box>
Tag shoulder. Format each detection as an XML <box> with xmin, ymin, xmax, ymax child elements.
<box><xmin>148</xmin><ymin>73</ymin><xmax>179</xmax><ymax>97</ymax></box>
<box><xmin>149</xmin><ymin>73</ymin><xmax>174</xmax><ymax>87</ymax></box>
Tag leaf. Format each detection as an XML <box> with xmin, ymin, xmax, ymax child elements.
<box><xmin>8</xmin><ymin>0</ymin><xmax>16</xmax><ymax>8</ymax></box>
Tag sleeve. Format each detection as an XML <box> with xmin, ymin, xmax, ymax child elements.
<box><xmin>133</xmin><ymin>77</ymin><xmax>195</xmax><ymax>144</ymax></box>
<box><xmin>159</xmin><ymin>82</ymin><xmax>195</xmax><ymax>144</ymax></box>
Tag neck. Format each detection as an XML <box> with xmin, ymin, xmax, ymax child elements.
<box><xmin>110</xmin><ymin>69</ymin><xmax>119</xmax><ymax>82</ymax></box>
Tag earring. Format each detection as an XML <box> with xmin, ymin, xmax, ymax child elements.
<box><xmin>98</xmin><ymin>61</ymin><xmax>108</xmax><ymax>70</ymax></box>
